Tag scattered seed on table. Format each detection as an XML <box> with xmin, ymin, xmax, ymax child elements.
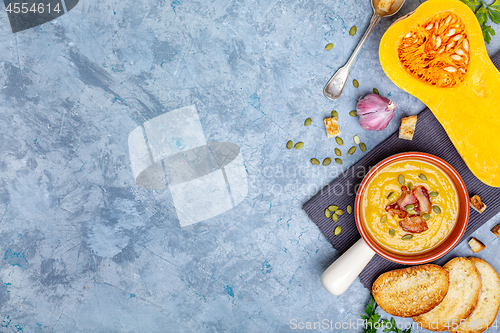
<box><xmin>398</xmin><ymin>174</ymin><xmax>405</xmax><ymax>185</ymax></box>
<box><xmin>353</xmin><ymin>135</ymin><xmax>361</xmax><ymax>144</ymax></box>
<box><xmin>310</xmin><ymin>158</ymin><xmax>320</xmax><ymax>165</ymax></box>
<box><xmin>328</xmin><ymin>205</ymin><xmax>338</xmax><ymax>211</ymax></box>
<box><xmin>349</xmin><ymin>26</ymin><xmax>357</xmax><ymax>36</ymax></box>
<box><xmin>331</xmin><ymin>110</ymin><xmax>339</xmax><ymax>119</ymax></box>
<box><xmin>353</xmin><ymin>79</ymin><xmax>359</xmax><ymax>88</ymax></box>
<box><xmin>335</xmin><ymin>148</ymin><xmax>342</xmax><ymax>156</ymax></box>
<box><xmin>332</xmin><ymin>214</ymin><xmax>338</xmax><ymax>222</ymax></box>
<box><xmin>373</xmin><ymin>88</ymin><xmax>379</xmax><ymax>95</ymax></box>
<box><xmin>433</xmin><ymin>205</ymin><xmax>442</xmax><ymax>214</ymax></box>
<box><xmin>304</xmin><ymin>118</ymin><xmax>312</xmax><ymax>126</ymax></box>
<box><xmin>335</xmin><ymin>209</ymin><xmax>344</xmax><ymax>216</ymax></box>
<box><xmin>286</xmin><ymin>140</ymin><xmax>293</xmax><ymax>149</ymax></box>
<box><xmin>429</xmin><ymin>191</ymin><xmax>439</xmax><ymax>197</ymax></box>
<box><xmin>347</xmin><ymin>205</ymin><xmax>352</xmax><ymax>214</ymax></box>
<box><xmin>349</xmin><ymin>110</ymin><xmax>358</xmax><ymax>117</ymax></box>
<box><xmin>325</xmin><ymin>209</ymin><xmax>331</xmax><ymax>218</ymax></box>
<box><xmin>325</xmin><ymin>43</ymin><xmax>334</xmax><ymax>51</ymax></box>
<box><xmin>334</xmin><ymin>226</ymin><xmax>342</xmax><ymax>235</ymax></box>
<box><xmin>294</xmin><ymin>142</ymin><xmax>304</xmax><ymax>150</ymax></box>
<box><xmin>348</xmin><ymin>146</ymin><xmax>356</xmax><ymax>155</ymax></box>
<box><xmin>335</xmin><ymin>158</ymin><xmax>343</xmax><ymax>165</ymax></box>
<box><xmin>359</xmin><ymin>142</ymin><xmax>367</xmax><ymax>151</ymax></box>
<box><xmin>335</xmin><ymin>137</ymin><xmax>344</xmax><ymax>146</ymax></box>
<box><xmin>323</xmin><ymin>158</ymin><xmax>332</xmax><ymax>166</ymax></box>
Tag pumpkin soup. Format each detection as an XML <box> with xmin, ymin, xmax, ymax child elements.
<box><xmin>361</xmin><ymin>159</ymin><xmax>459</xmax><ymax>254</ymax></box>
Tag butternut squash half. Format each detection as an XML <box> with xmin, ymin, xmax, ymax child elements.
<box><xmin>379</xmin><ymin>0</ymin><xmax>500</xmax><ymax>187</ymax></box>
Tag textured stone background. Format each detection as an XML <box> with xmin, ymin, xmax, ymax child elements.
<box><xmin>0</xmin><ymin>0</ymin><xmax>499</xmax><ymax>331</ymax></box>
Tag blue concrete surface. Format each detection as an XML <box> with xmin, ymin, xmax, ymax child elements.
<box><xmin>0</xmin><ymin>0</ymin><xmax>500</xmax><ymax>332</ymax></box>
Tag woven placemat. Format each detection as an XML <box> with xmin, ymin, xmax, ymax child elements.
<box><xmin>302</xmin><ymin>51</ymin><xmax>500</xmax><ymax>289</ymax></box>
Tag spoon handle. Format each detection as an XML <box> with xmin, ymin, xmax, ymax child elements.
<box><xmin>324</xmin><ymin>13</ymin><xmax>382</xmax><ymax>100</ymax></box>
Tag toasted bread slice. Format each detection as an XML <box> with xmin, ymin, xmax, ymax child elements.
<box><xmin>491</xmin><ymin>223</ymin><xmax>500</xmax><ymax>238</ymax></box>
<box><xmin>413</xmin><ymin>257</ymin><xmax>482</xmax><ymax>331</ymax></box>
<box><xmin>372</xmin><ymin>264</ymin><xmax>449</xmax><ymax>317</ymax></box>
<box><xmin>399</xmin><ymin>115</ymin><xmax>417</xmax><ymax>140</ymax></box>
<box><xmin>470</xmin><ymin>195</ymin><xmax>487</xmax><ymax>214</ymax></box>
<box><xmin>451</xmin><ymin>258</ymin><xmax>500</xmax><ymax>333</ymax></box>
<box><xmin>468</xmin><ymin>238</ymin><xmax>486</xmax><ymax>254</ymax></box>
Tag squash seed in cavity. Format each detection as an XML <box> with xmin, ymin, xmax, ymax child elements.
<box><xmin>389</xmin><ymin>229</ymin><xmax>395</xmax><ymax>237</ymax></box>
<box><xmin>349</xmin><ymin>110</ymin><xmax>358</xmax><ymax>117</ymax></box>
<box><xmin>325</xmin><ymin>43</ymin><xmax>334</xmax><ymax>51</ymax></box>
<box><xmin>323</xmin><ymin>158</ymin><xmax>332</xmax><ymax>166</ymax></box>
<box><xmin>387</xmin><ymin>191</ymin><xmax>395</xmax><ymax>200</ymax></box>
<box><xmin>334</xmin><ymin>226</ymin><xmax>342</xmax><ymax>235</ymax></box>
<box><xmin>332</xmin><ymin>214</ymin><xmax>339</xmax><ymax>222</ymax></box>
<box><xmin>331</xmin><ymin>110</ymin><xmax>339</xmax><ymax>119</ymax></box>
<box><xmin>402</xmin><ymin>234</ymin><xmax>414</xmax><ymax>240</ymax></box>
<box><xmin>422</xmin><ymin>213</ymin><xmax>431</xmax><ymax>220</ymax></box>
<box><xmin>353</xmin><ymin>135</ymin><xmax>361</xmax><ymax>144</ymax></box>
<box><xmin>353</xmin><ymin>79</ymin><xmax>359</xmax><ymax>88</ymax></box>
<box><xmin>349</xmin><ymin>26</ymin><xmax>357</xmax><ymax>36</ymax></box>
<box><xmin>419</xmin><ymin>174</ymin><xmax>428</xmax><ymax>181</ymax></box>
<box><xmin>294</xmin><ymin>142</ymin><xmax>304</xmax><ymax>149</ymax></box>
<box><xmin>433</xmin><ymin>205</ymin><xmax>442</xmax><ymax>214</ymax></box>
<box><xmin>335</xmin><ymin>209</ymin><xmax>344</xmax><ymax>216</ymax></box>
<box><xmin>347</xmin><ymin>205</ymin><xmax>352</xmax><ymax>214</ymax></box>
<box><xmin>325</xmin><ymin>209</ymin><xmax>331</xmax><ymax>218</ymax></box>
<box><xmin>359</xmin><ymin>142</ymin><xmax>367</xmax><ymax>152</ymax></box>
<box><xmin>335</xmin><ymin>137</ymin><xmax>344</xmax><ymax>146</ymax></box>
<box><xmin>398</xmin><ymin>174</ymin><xmax>405</xmax><ymax>185</ymax></box>
<box><xmin>335</xmin><ymin>148</ymin><xmax>342</xmax><ymax>156</ymax></box>
<box><xmin>328</xmin><ymin>205</ymin><xmax>338</xmax><ymax>211</ymax></box>
<box><xmin>381</xmin><ymin>215</ymin><xmax>387</xmax><ymax>223</ymax></box>
<box><xmin>429</xmin><ymin>191</ymin><xmax>439</xmax><ymax>197</ymax></box>
<box><xmin>335</xmin><ymin>158</ymin><xmax>343</xmax><ymax>165</ymax></box>
<box><xmin>408</xmin><ymin>182</ymin><xmax>413</xmax><ymax>190</ymax></box>
<box><xmin>304</xmin><ymin>118</ymin><xmax>312</xmax><ymax>126</ymax></box>
<box><xmin>286</xmin><ymin>140</ymin><xmax>293</xmax><ymax>149</ymax></box>
<box><xmin>348</xmin><ymin>146</ymin><xmax>356</xmax><ymax>155</ymax></box>
<box><xmin>373</xmin><ymin>88</ymin><xmax>379</xmax><ymax>95</ymax></box>
<box><xmin>310</xmin><ymin>158</ymin><xmax>320</xmax><ymax>165</ymax></box>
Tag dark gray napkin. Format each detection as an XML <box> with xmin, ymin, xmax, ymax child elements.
<box><xmin>302</xmin><ymin>51</ymin><xmax>500</xmax><ymax>289</ymax></box>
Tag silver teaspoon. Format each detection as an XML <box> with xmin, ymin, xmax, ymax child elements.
<box><xmin>323</xmin><ymin>0</ymin><xmax>406</xmax><ymax>100</ymax></box>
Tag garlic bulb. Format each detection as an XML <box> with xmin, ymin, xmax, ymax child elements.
<box><xmin>356</xmin><ymin>94</ymin><xmax>396</xmax><ymax>131</ymax></box>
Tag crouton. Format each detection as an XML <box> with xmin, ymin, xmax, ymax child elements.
<box><xmin>378</xmin><ymin>0</ymin><xmax>396</xmax><ymax>12</ymax></box>
<box><xmin>324</xmin><ymin>117</ymin><xmax>340</xmax><ymax>138</ymax></box>
<box><xmin>468</xmin><ymin>238</ymin><xmax>486</xmax><ymax>253</ymax></box>
<box><xmin>399</xmin><ymin>115</ymin><xmax>417</xmax><ymax>140</ymax></box>
<box><xmin>491</xmin><ymin>224</ymin><xmax>500</xmax><ymax>238</ymax></box>
<box><xmin>470</xmin><ymin>195</ymin><xmax>487</xmax><ymax>214</ymax></box>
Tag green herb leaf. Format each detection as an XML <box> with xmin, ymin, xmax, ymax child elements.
<box><xmin>483</xmin><ymin>24</ymin><xmax>496</xmax><ymax>44</ymax></box>
<box><xmin>477</xmin><ymin>5</ymin><xmax>489</xmax><ymax>25</ymax></box>
<box><xmin>488</xmin><ymin>7</ymin><xmax>500</xmax><ymax>24</ymax></box>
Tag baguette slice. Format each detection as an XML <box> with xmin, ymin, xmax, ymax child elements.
<box><xmin>372</xmin><ymin>264</ymin><xmax>449</xmax><ymax>317</ymax></box>
<box><xmin>451</xmin><ymin>258</ymin><xmax>500</xmax><ymax>333</ymax></box>
<box><xmin>413</xmin><ymin>257</ymin><xmax>482</xmax><ymax>331</ymax></box>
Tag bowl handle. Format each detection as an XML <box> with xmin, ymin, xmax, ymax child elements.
<box><xmin>321</xmin><ymin>238</ymin><xmax>376</xmax><ymax>295</ymax></box>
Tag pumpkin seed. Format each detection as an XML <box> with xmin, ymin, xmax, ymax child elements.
<box><xmin>405</xmin><ymin>204</ymin><xmax>415</xmax><ymax>212</ymax></box>
<box><xmin>325</xmin><ymin>43</ymin><xmax>334</xmax><ymax>51</ymax></box>
<box><xmin>389</xmin><ymin>229</ymin><xmax>395</xmax><ymax>237</ymax></box>
<box><xmin>373</xmin><ymin>88</ymin><xmax>379</xmax><ymax>95</ymax></box>
<box><xmin>331</xmin><ymin>110</ymin><xmax>339</xmax><ymax>119</ymax></box>
<box><xmin>398</xmin><ymin>174</ymin><xmax>405</xmax><ymax>185</ymax></box>
<box><xmin>348</xmin><ymin>146</ymin><xmax>356</xmax><ymax>155</ymax></box>
<box><xmin>310</xmin><ymin>158</ymin><xmax>320</xmax><ymax>165</ymax></box>
<box><xmin>323</xmin><ymin>158</ymin><xmax>332</xmax><ymax>166</ymax></box>
<box><xmin>328</xmin><ymin>205</ymin><xmax>338</xmax><ymax>211</ymax></box>
<box><xmin>408</xmin><ymin>181</ymin><xmax>413</xmax><ymax>190</ymax></box>
<box><xmin>353</xmin><ymin>79</ymin><xmax>359</xmax><ymax>88</ymax></box>
<box><xmin>335</xmin><ymin>158</ymin><xmax>343</xmax><ymax>165</ymax></box>
<box><xmin>433</xmin><ymin>205</ymin><xmax>442</xmax><ymax>214</ymax></box>
<box><xmin>353</xmin><ymin>135</ymin><xmax>361</xmax><ymax>144</ymax></box>
<box><xmin>349</xmin><ymin>110</ymin><xmax>358</xmax><ymax>117</ymax></box>
<box><xmin>402</xmin><ymin>234</ymin><xmax>414</xmax><ymax>240</ymax></box>
<box><xmin>335</xmin><ymin>209</ymin><xmax>344</xmax><ymax>216</ymax></box>
<box><xmin>349</xmin><ymin>25</ymin><xmax>357</xmax><ymax>36</ymax></box>
<box><xmin>423</xmin><ymin>213</ymin><xmax>431</xmax><ymax>220</ymax></box>
<box><xmin>419</xmin><ymin>174</ymin><xmax>428</xmax><ymax>181</ymax></box>
<box><xmin>387</xmin><ymin>191</ymin><xmax>395</xmax><ymax>200</ymax></box>
<box><xmin>359</xmin><ymin>143</ymin><xmax>367</xmax><ymax>152</ymax></box>
<box><xmin>334</xmin><ymin>225</ymin><xmax>342</xmax><ymax>235</ymax></box>
<box><xmin>347</xmin><ymin>205</ymin><xmax>352</xmax><ymax>214</ymax></box>
<box><xmin>381</xmin><ymin>215</ymin><xmax>387</xmax><ymax>223</ymax></box>
<box><xmin>325</xmin><ymin>209</ymin><xmax>331</xmax><ymax>218</ymax></box>
<box><xmin>294</xmin><ymin>142</ymin><xmax>304</xmax><ymax>150</ymax></box>
<box><xmin>429</xmin><ymin>191</ymin><xmax>439</xmax><ymax>197</ymax></box>
<box><xmin>304</xmin><ymin>118</ymin><xmax>312</xmax><ymax>126</ymax></box>
<box><xmin>332</xmin><ymin>214</ymin><xmax>339</xmax><ymax>222</ymax></box>
<box><xmin>335</xmin><ymin>137</ymin><xmax>344</xmax><ymax>146</ymax></box>
<box><xmin>335</xmin><ymin>148</ymin><xmax>342</xmax><ymax>156</ymax></box>
<box><xmin>286</xmin><ymin>140</ymin><xmax>293</xmax><ymax>149</ymax></box>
